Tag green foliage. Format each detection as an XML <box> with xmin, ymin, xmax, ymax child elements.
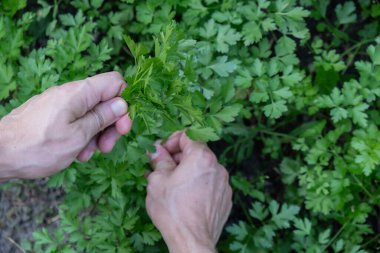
<box><xmin>227</xmin><ymin>199</ymin><xmax>300</xmax><ymax>251</ymax></box>
<box><xmin>1</xmin><ymin>0</ymin><xmax>380</xmax><ymax>252</ymax></box>
<box><xmin>122</xmin><ymin>23</ymin><xmax>215</xmax><ymax>141</ymax></box>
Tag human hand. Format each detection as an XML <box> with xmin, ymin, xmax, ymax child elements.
<box><xmin>146</xmin><ymin>132</ymin><xmax>232</xmax><ymax>253</ymax></box>
<box><xmin>0</xmin><ymin>71</ymin><xmax>132</xmax><ymax>180</ymax></box>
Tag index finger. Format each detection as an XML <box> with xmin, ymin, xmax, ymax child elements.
<box><xmin>67</xmin><ymin>71</ymin><xmax>127</xmax><ymax>118</ymax></box>
<box><xmin>162</xmin><ymin>131</ymin><xmax>208</xmax><ymax>155</ymax></box>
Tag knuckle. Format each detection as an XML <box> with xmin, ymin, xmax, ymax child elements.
<box><xmin>147</xmin><ymin>170</ymin><xmax>168</xmax><ymax>190</ymax></box>
<box><xmin>84</xmin><ymin>76</ymin><xmax>93</xmax><ymax>86</ymax></box>
<box><xmin>202</xmin><ymin>150</ymin><xmax>217</xmax><ymax>166</ymax></box>
<box><xmin>43</xmin><ymin>86</ymin><xmax>60</xmax><ymax>101</ymax></box>
<box><xmin>45</xmin><ymin>85</ymin><xmax>76</xmax><ymax>108</ymax></box>
<box><xmin>145</xmin><ymin>195</ymin><xmax>153</xmax><ymax>208</ymax></box>
<box><xmin>219</xmin><ymin>166</ymin><xmax>229</xmax><ymax>181</ymax></box>
<box><xmin>109</xmin><ymin>71</ymin><xmax>123</xmax><ymax>81</ymax></box>
<box><xmin>227</xmin><ymin>186</ymin><xmax>233</xmax><ymax>199</ymax></box>
<box><xmin>146</xmin><ymin>184</ymin><xmax>155</xmax><ymax>196</ymax></box>
<box><xmin>146</xmin><ymin>172</ymin><xmax>167</xmax><ymax>199</ymax></box>
<box><xmin>227</xmin><ymin>198</ymin><xmax>233</xmax><ymax>212</ymax></box>
<box><xmin>57</xmin><ymin>83</ymin><xmax>71</xmax><ymax>92</ymax></box>
<box><xmin>60</xmin><ymin>82</ymin><xmax>79</xmax><ymax>96</ymax></box>
<box><xmin>213</xmin><ymin>164</ymin><xmax>230</xmax><ymax>182</ymax></box>
<box><xmin>45</xmin><ymin>85</ymin><xmax>59</xmax><ymax>94</ymax></box>
<box><xmin>147</xmin><ymin>173</ymin><xmax>155</xmax><ymax>184</ymax></box>
<box><xmin>145</xmin><ymin>196</ymin><xmax>157</xmax><ymax>217</ymax></box>
<box><xmin>82</xmin><ymin>78</ymin><xmax>96</xmax><ymax>109</ymax></box>
<box><xmin>73</xmin><ymin>122</ymin><xmax>90</xmax><ymax>145</ymax></box>
<box><xmin>147</xmin><ymin>172</ymin><xmax>163</xmax><ymax>187</ymax></box>
<box><xmin>84</xmin><ymin>76</ymin><xmax>96</xmax><ymax>91</ymax></box>
<box><xmin>58</xmin><ymin>85</ymin><xmax>77</xmax><ymax>103</ymax></box>
<box><xmin>155</xmin><ymin>159</ymin><xmax>176</xmax><ymax>170</ymax></box>
<box><xmin>89</xmin><ymin>108</ymin><xmax>105</xmax><ymax>130</ymax></box>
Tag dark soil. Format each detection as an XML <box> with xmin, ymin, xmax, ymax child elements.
<box><xmin>0</xmin><ymin>179</ymin><xmax>63</xmax><ymax>253</ymax></box>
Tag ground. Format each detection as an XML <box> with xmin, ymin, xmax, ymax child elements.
<box><xmin>0</xmin><ymin>179</ymin><xmax>63</xmax><ymax>252</ymax></box>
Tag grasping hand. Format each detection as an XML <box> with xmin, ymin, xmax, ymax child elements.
<box><xmin>146</xmin><ymin>132</ymin><xmax>233</xmax><ymax>253</ymax></box>
<box><xmin>0</xmin><ymin>71</ymin><xmax>132</xmax><ymax>180</ymax></box>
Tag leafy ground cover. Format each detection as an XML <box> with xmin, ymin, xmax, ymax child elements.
<box><xmin>0</xmin><ymin>0</ymin><xmax>380</xmax><ymax>252</ymax></box>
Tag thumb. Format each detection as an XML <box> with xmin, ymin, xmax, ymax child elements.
<box><xmin>150</xmin><ymin>144</ymin><xmax>177</xmax><ymax>171</ymax></box>
<box><xmin>77</xmin><ymin>97</ymin><xmax>128</xmax><ymax>141</ymax></box>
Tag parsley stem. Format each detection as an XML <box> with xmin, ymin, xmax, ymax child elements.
<box><xmin>341</xmin><ymin>38</ymin><xmax>374</xmax><ymax>57</ymax></box>
<box><xmin>256</xmin><ymin>128</ymin><xmax>297</xmax><ymax>140</ymax></box>
<box><xmin>342</xmin><ymin>44</ymin><xmax>362</xmax><ymax>75</ymax></box>
<box><xmin>321</xmin><ymin>221</ymin><xmax>349</xmax><ymax>252</ymax></box>
<box><xmin>351</xmin><ymin>174</ymin><xmax>374</xmax><ymax>200</ymax></box>
<box><xmin>362</xmin><ymin>233</ymin><xmax>380</xmax><ymax>248</ymax></box>
<box><xmin>235</xmin><ymin>194</ymin><xmax>255</xmax><ymax>226</ymax></box>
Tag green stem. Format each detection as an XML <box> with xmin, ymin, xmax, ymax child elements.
<box><xmin>343</xmin><ymin>44</ymin><xmax>362</xmax><ymax>74</ymax></box>
<box><xmin>341</xmin><ymin>39</ymin><xmax>374</xmax><ymax>57</ymax></box>
<box><xmin>235</xmin><ymin>195</ymin><xmax>255</xmax><ymax>227</ymax></box>
<box><xmin>321</xmin><ymin>221</ymin><xmax>349</xmax><ymax>251</ymax></box>
<box><xmin>351</xmin><ymin>174</ymin><xmax>374</xmax><ymax>200</ymax></box>
<box><xmin>256</xmin><ymin>128</ymin><xmax>297</xmax><ymax>140</ymax></box>
<box><xmin>362</xmin><ymin>233</ymin><xmax>380</xmax><ymax>248</ymax></box>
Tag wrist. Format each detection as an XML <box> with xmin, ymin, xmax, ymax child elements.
<box><xmin>163</xmin><ymin>227</ymin><xmax>216</xmax><ymax>253</ymax></box>
<box><xmin>168</xmin><ymin>242</ymin><xmax>216</xmax><ymax>253</ymax></box>
<box><xmin>0</xmin><ymin>120</ymin><xmax>18</xmax><ymax>181</ymax></box>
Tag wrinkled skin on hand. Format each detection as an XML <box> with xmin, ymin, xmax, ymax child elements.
<box><xmin>0</xmin><ymin>72</ymin><xmax>132</xmax><ymax>180</ymax></box>
<box><xmin>146</xmin><ymin>132</ymin><xmax>233</xmax><ymax>253</ymax></box>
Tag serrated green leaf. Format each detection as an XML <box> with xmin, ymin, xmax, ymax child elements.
<box><xmin>187</xmin><ymin>126</ymin><xmax>219</xmax><ymax>142</ymax></box>
<box><xmin>216</xmin><ymin>25</ymin><xmax>241</xmax><ymax>53</ymax></box>
<box><xmin>210</xmin><ymin>56</ymin><xmax>238</xmax><ymax>77</ymax></box>
<box><xmin>214</xmin><ymin>104</ymin><xmax>242</xmax><ymax>123</ymax></box>
<box><xmin>242</xmin><ymin>21</ymin><xmax>262</xmax><ymax>46</ymax></box>
<box><xmin>335</xmin><ymin>1</ymin><xmax>357</xmax><ymax>25</ymax></box>
<box><xmin>275</xmin><ymin>36</ymin><xmax>296</xmax><ymax>56</ymax></box>
<box><xmin>367</xmin><ymin>44</ymin><xmax>380</xmax><ymax>65</ymax></box>
<box><xmin>263</xmin><ymin>100</ymin><xmax>288</xmax><ymax>119</ymax></box>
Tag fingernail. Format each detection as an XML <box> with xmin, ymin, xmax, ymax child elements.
<box><xmin>87</xmin><ymin>151</ymin><xmax>94</xmax><ymax>161</ymax></box>
<box><xmin>111</xmin><ymin>99</ymin><xmax>127</xmax><ymax>117</ymax></box>
<box><xmin>150</xmin><ymin>146</ymin><xmax>160</xmax><ymax>160</ymax></box>
<box><xmin>118</xmin><ymin>83</ymin><xmax>127</xmax><ymax>96</ymax></box>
